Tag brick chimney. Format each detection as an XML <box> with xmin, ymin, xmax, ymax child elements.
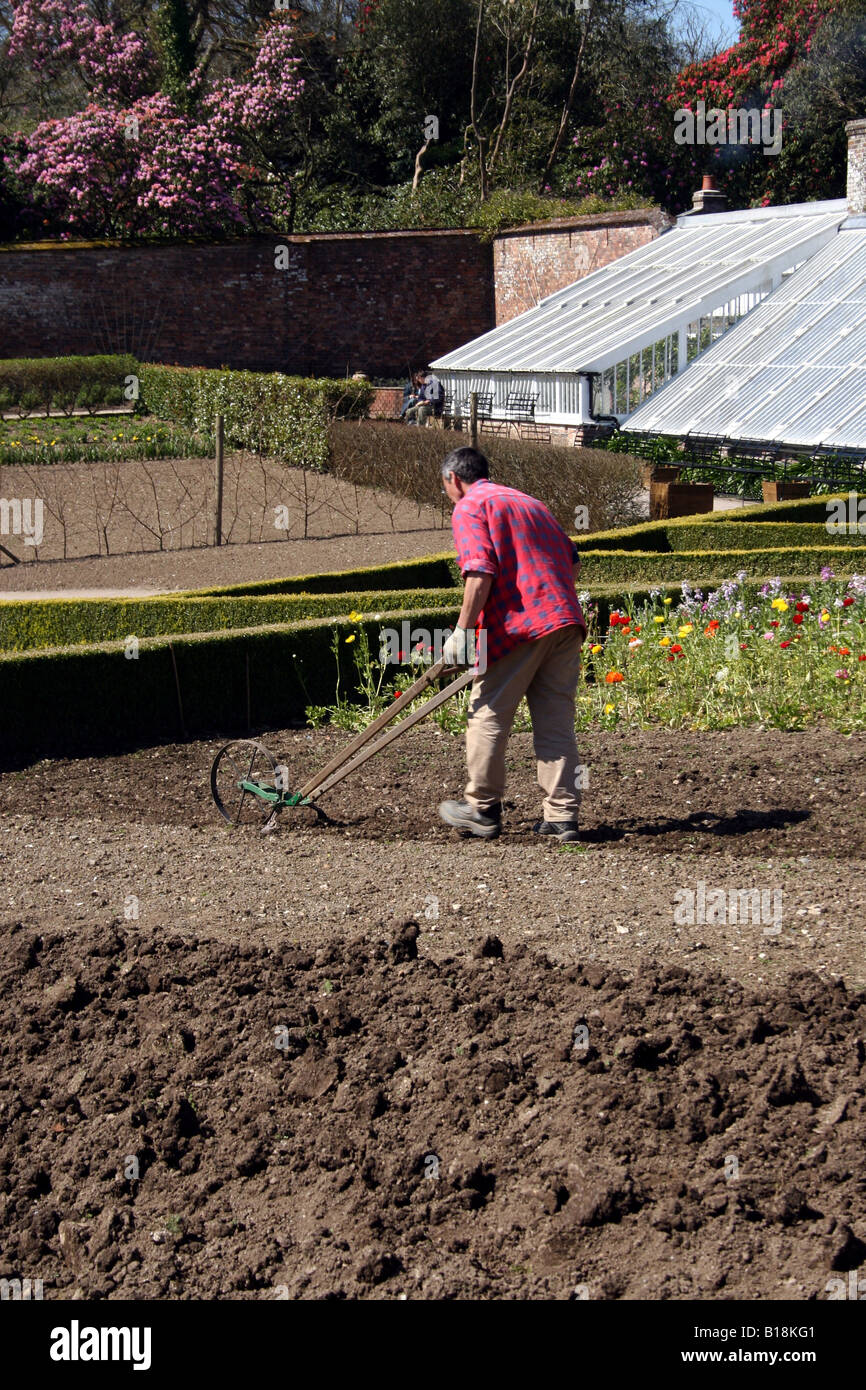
<box><xmin>845</xmin><ymin>119</ymin><xmax>866</xmax><ymax>214</ymax></box>
<box><xmin>690</xmin><ymin>174</ymin><xmax>728</xmax><ymax>215</ymax></box>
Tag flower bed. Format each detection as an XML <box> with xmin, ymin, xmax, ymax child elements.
<box><xmin>581</xmin><ymin>570</ymin><xmax>866</xmax><ymax>731</ymax></box>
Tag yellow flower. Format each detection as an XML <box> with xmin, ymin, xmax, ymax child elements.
<box><xmin>659</xmin><ymin>636</ymin><xmax>671</xmax><ymax>647</ymax></box>
<box><xmin>590</xmin><ymin>643</ymin><xmax>603</xmax><ymax>654</ymax></box>
<box><xmin>653</xmin><ymin>616</ymin><xmax>665</xmax><ymax>624</ymax></box>
<box><xmin>604</xmin><ymin>703</ymin><xmax>616</xmax><ymax>715</ymax></box>
<box><xmin>771</xmin><ymin>598</ymin><xmax>788</xmax><ymax>612</ymax></box>
<box><xmin>821</xmin><ymin>610</ymin><xmax>831</xmax><ymax>622</ymax></box>
<box><xmin>663</xmin><ymin>597</ymin><xmax>673</xmax><ymax>605</ymax></box>
<box><xmin>677</xmin><ymin>624</ymin><xmax>693</xmax><ymax>637</ymax></box>
<box><xmin>347</xmin><ymin>610</ymin><xmax>363</xmax><ymax>623</ymax></box>
<box><xmin>345</xmin><ymin>634</ymin><xmax>356</xmax><ymax>644</ymax></box>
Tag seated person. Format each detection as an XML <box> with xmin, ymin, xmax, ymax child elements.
<box><xmin>400</xmin><ymin>373</ymin><xmax>423</xmax><ymax>419</ymax></box>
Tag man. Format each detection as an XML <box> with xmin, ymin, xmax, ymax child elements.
<box><xmin>405</xmin><ymin>368</ymin><xmax>443</xmax><ymax>426</ymax></box>
<box><xmin>438</xmin><ymin>446</ymin><xmax>586</xmax><ymax>842</ymax></box>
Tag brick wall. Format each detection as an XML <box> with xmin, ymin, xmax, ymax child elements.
<box><xmin>493</xmin><ymin>209</ymin><xmax>671</xmax><ymax>324</ymax></box>
<box><xmin>0</xmin><ymin>230</ymin><xmax>494</xmax><ymax>379</ymax></box>
<box><xmin>0</xmin><ymin>211</ymin><xmax>669</xmax><ymax>371</ymax></box>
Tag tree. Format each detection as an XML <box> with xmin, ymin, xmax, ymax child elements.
<box><xmin>154</xmin><ymin>0</ymin><xmax>196</xmax><ymax>110</ymax></box>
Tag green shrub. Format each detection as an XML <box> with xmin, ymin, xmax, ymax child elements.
<box><xmin>659</xmin><ymin>520</ymin><xmax>866</xmax><ymax>551</ymax></box>
<box><xmin>0</xmin><ymin>588</ymin><xmax>461</xmax><ymax>653</ymax></box>
<box><xmin>194</xmin><ymin>554</ymin><xmax>460</xmax><ymax>598</ymax></box>
<box><xmin>578</xmin><ymin>545</ymin><xmax>866</xmax><ymax>585</ymax></box>
<box><xmin>585</xmin><ymin>494</ymin><xmax>854</xmax><ymax>552</ymax></box>
<box><xmin>0</xmin><ymin>605</ymin><xmax>459</xmax><ymax>767</ymax></box>
<box><xmin>0</xmin><ymin>354</ymin><xmax>137</xmax><ymax>415</ymax></box>
<box><xmin>137</xmin><ymin>365</ymin><xmax>374</xmax><ymax>472</ymax></box>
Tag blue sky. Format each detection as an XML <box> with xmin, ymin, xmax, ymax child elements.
<box><xmin>686</xmin><ymin>0</ymin><xmax>740</xmax><ymax>47</ymax></box>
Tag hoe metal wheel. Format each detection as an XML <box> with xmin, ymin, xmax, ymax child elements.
<box><xmin>210</xmin><ymin>739</ymin><xmax>283</xmax><ymax>828</ymax></box>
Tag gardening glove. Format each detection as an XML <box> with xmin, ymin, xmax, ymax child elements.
<box><xmin>442</xmin><ymin>626</ymin><xmax>471</xmax><ymax>667</ymax></box>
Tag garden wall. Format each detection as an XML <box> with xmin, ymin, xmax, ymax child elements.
<box><xmin>493</xmin><ymin>209</ymin><xmax>671</xmax><ymax>324</ymax></box>
<box><xmin>0</xmin><ymin>232</ymin><xmax>494</xmax><ymax>380</ymax></box>
<box><xmin>0</xmin><ymin>210</ymin><xmax>668</xmax><ymax>373</ymax></box>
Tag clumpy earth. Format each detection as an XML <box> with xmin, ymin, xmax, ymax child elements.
<box><xmin>2</xmin><ymin>921</ymin><xmax>865</xmax><ymax>1301</ymax></box>
<box><xmin>1</xmin><ymin>725</ymin><xmax>865</xmax><ymax>1299</ymax></box>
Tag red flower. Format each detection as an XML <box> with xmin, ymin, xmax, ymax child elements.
<box><xmin>670</xmin><ymin>644</ymin><xmax>683</xmax><ymax>654</ymax></box>
<box><xmin>792</xmin><ymin>614</ymin><xmax>803</xmax><ymax>625</ymax></box>
<box><xmin>770</xmin><ymin>620</ymin><xmax>779</xmax><ymax>628</ymax></box>
<box><xmin>780</xmin><ymin>640</ymin><xmax>792</xmax><ymax>648</ymax></box>
<box><xmin>859</xmin><ymin>654</ymin><xmax>866</xmax><ymax>662</ymax></box>
<box><xmin>795</xmin><ymin>602</ymin><xmax>809</xmax><ymax>613</ymax></box>
<box><xmin>843</xmin><ymin>597</ymin><xmax>854</xmax><ymax>607</ymax></box>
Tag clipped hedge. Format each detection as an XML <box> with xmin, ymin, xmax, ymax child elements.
<box><xmin>0</xmin><ymin>353</ymin><xmax>137</xmax><ymax>415</ymax></box>
<box><xmin>585</xmin><ymin>494</ymin><xmax>853</xmax><ymax>553</ymax></box>
<box><xmin>0</xmin><ymin>587</ymin><xmax>460</xmax><ymax>653</ymax></box>
<box><xmin>137</xmin><ymin>364</ymin><xmax>373</xmax><ymax>472</ymax></box>
<box><xmin>0</xmin><ymin>605</ymin><xmax>459</xmax><ymax>767</ymax></box>
<box><xmin>659</xmin><ymin>521</ymin><xmax>866</xmax><ymax>552</ymax></box>
<box><xmin>578</xmin><ymin>545</ymin><xmax>866</xmax><ymax>585</ymax></box>
<box><xmin>194</xmin><ymin>553</ymin><xmax>461</xmax><ymax>598</ymax></box>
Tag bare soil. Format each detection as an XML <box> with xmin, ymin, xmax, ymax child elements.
<box><xmin>0</xmin><ymin>452</ymin><xmax>447</xmax><ymax>589</ymax></box>
<box><xmin>1</xmin><ymin>724</ymin><xmax>865</xmax><ymax>1300</ymax></box>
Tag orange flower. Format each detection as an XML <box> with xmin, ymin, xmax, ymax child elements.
<box><xmin>605</xmin><ymin>671</ymin><xmax>624</xmax><ymax>684</ymax></box>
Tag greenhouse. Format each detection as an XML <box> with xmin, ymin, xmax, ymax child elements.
<box><xmin>432</xmin><ymin>200</ymin><xmax>847</xmax><ymax>429</ymax></box>
<box><xmin>622</xmin><ymin>223</ymin><xmax>866</xmax><ymax>452</ymax></box>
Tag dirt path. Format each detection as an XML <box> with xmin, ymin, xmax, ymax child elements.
<box><xmin>0</xmin><ymin>528</ymin><xmax>450</xmax><ymax>594</ymax></box>
<box><xmin>2</xmin><ymin>725</ymin><xmax>864</xmax><ymax>1301</ymax></box>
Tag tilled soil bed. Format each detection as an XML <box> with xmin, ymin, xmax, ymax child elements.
<box><xmin>1</xmin><ymin>725</ymin><xmax>865</xmax><ymax>1299</ymax></box>
<box><xmin>2</xmin><ymin>920</ymin><xmax>865</xmax><ymax>1301</ymax></box>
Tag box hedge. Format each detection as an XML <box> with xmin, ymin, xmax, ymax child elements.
<box><xmin>0</xmin><ymin>605</ymin><xmax>460</xmax><ymax>767</ymax></box>
<box><xmin>193</xmin><ymin>554</ymin><xmax>461</xmax><ymax>598</ymax></box>
<box><xmin>0</xmin><ymin>353</ymin><xmax>137</xmax><ymax>415</ymax></box>
<box><xmin>0</xmin><ymin>588</ymin><xmax>461</xmax><ymax>653</ymax></box>
<box><xmin>584</xmin><ymin>494</ymin><xmax>853</xmax><ymax>552</ymax></box>
<box><xmin>578</xmin><ymin>545</ymin><xmax>866</xmax><ymax>585</ymax></box>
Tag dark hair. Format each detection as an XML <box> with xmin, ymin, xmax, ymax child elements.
<box><xmin>441</xmin><ymin>447</ymin><xmax>489</xmax><ymax>483</ymax></box>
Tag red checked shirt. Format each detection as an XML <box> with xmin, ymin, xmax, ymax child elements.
<box><xmin>451</xmin><ymin>478</ymin><xmax>587</xmax><ymax>664</ymax></box>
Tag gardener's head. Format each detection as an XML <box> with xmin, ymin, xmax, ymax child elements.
<box><xmin>441</xmin><ymin>447</ymin><xmax>489</xmax><ymax>504</ymax></box>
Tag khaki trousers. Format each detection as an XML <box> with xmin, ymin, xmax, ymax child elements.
<box><xmin>465</xmin><ymin>624</ymin><xmax>583</xmax><ymax>822</ymax></box>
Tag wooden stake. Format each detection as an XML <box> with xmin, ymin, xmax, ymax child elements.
<box><xmin>213</xmin><ymin>413</ymin><xmax>224</xmax><ymax>546</ymax></box>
